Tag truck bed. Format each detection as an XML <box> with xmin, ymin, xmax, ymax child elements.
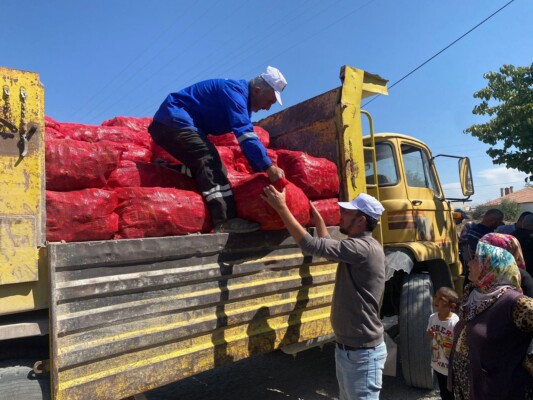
<box><xmin>48</xmin><ymin>229</ymin><xmax>342</xmax><ymax>399</ymax></box>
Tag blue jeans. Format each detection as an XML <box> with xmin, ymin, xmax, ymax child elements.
<box><xmin>335</xmin><ymin>341</ymin><xmax>387</xmax><ymax>400</ymax></box>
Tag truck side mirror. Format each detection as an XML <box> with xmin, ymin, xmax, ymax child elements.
<box><xmin>459</xmin><ymin>157</ymin><xmax>474</xmax><ymax>196</ymax></box>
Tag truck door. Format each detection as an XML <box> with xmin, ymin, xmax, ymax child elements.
<box><xmin>399</xmin><ymin>142</ymin><xmax>452</xmax><ymax>248</ymax></box>
<box><xmin>365</xmin><ymin>140</ymin><xmax>416</xmax><ymax>244</ymax></box>
<box><xmin>0</xmin><ymin>67</ymin><xmax>44</xmax><ymax>285</ymax></box>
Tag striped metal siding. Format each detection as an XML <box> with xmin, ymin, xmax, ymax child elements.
<box><xmin>49</xmin><ymin>229</ymin><xmax>339</xmax><ymax>400</ymax></box>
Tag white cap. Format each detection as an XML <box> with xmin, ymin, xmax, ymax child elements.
<box><xmin>261</xmin><ymin>66</ymin><xmax>287</xmax><ymax>105</ymax></box>
<box><xmin>338</xmin><ymin>193</ymin><xmax>385</xmax><ymax>220</ymax></box>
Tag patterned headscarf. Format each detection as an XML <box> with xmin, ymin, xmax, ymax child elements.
<box><xmin>479</xmin><ymin>232</ymin><xmax>526</xmax><ymax>269</ymax></box>
<box><xmin>459</xmin><ymin>236</ymin><xmax>521</xmax><ymax>321</ymax></box>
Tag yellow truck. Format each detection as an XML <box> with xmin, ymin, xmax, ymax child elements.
<box><xmin>0</xmin><ymin>65</ymin><xmax>473</xmax><ymax>399</ymax></box>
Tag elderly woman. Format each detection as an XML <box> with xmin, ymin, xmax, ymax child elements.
<box><xmin>449</xmin><ymin>233</ymin><xmax>533</xmax><ymax>399</ymax></box>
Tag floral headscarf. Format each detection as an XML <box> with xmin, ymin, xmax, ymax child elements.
<box><xmin>459</xmin><ymin>236</ymin><xmax>521</xmax><ymax>321</ymax></box>
<box><xmin>479</xmin><ymin>232</ymin><xmax>526</xmax><ymax>270</ymax></box>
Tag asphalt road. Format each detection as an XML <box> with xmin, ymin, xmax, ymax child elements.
<box><xmin>142</xmin><ymin>342</ymin><xmax>441</xmax><ymax>400</ymax></box>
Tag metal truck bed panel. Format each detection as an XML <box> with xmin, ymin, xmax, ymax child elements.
<box><xmin>49</xmin><ymin>229</ymin><xmax>341</xmax><ymax>400</ymax></box>
<box><xmin>259</xmin><ymin>88</ymin><xmax>341</xmax><ymax>162</ymax></box>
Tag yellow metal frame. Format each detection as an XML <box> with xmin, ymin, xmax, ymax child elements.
<box><xmin>0</xmin><ymin>67</ymin><xmax>45</xmax><ymax>289</ymax></box>
<box><xmin>336</xmin><ymin>66</ymin><xmax>388</xmax><ymax>203</ymax></box>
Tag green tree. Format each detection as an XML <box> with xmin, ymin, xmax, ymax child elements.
<box><xmin>499</xmin><ymin>199</ymin><xmax>520</xmax><ymax>222</ymax></box>
<box><xmin>465</xmin><ymin>64</ymin><xmax>533</xmax><ymax>181</ymax></box>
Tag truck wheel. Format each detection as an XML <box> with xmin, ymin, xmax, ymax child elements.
<box><xmin>0</xmin><ymin>359</ymin><xmax>50</xmax><ymax>400</ymax></box>
<box><xmin>399</xmin><ymin>273</ymin><xmax>434</xmax><ymax>389</ymax></box>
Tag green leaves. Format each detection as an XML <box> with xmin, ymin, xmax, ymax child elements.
<box><xmin>465</xmin><ymin>63</ymin><xmax>533</xmax><ymax>181</ymax></box>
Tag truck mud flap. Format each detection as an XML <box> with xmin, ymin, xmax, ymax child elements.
<box><xmin>48</xmin><ymin>230</ymin><xmax>340</xmax><ymax>400</ymax></box>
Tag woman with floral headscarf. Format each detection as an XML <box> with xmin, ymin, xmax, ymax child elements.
<box><xmin>479</xmin><ymin>232</ymin><xmax>533</xmax><ymax>297</ymax></box>
<box><xmin>448</xmin><ymin>233</ymin><xmax>533</xmax><ymax>399</ymax></box>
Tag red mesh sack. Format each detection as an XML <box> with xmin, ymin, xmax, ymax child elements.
<box><xmin>47</xmin><ymin>213</ymin><xmax>119</xmax><ymax>242</ymax></box>
<box><xmin>114</xmin><ymin>187</ymin><xmax>212</xmax><ymax>238</ymax></box>
<box><xmin>99</xmin><ymin>140</ymin><xmax>152</xmax><ymax>163</ymax></box>
<box><xmin>276</xmin><ymin>149</ymin><xmax>339</xmax><ymax>200</ymax></box>
<box><xmin>215</xmin><ymin>146</ymin><xmax>236</xmax><ymax>171</ymax></box>
<box><xmin>151</xmin><ymin>144</ymin><xmax>235</xmax><ymax>173</ymax></box>
<box><xmin>101</xmin><ymin>116</ymin><xmax>153</xmax><ymax>132</ymax></box>
<box><xmin>46</xmin><ymin>139</ymin><xmax>121</xmax><ymax>191</ymax></box>
<box><xmin>226</xmin><ymin>170</ymin><xmax>251</xmax><ymax>187</ymax></box>
<box><xmin>233</xmin><ymin>175</ymin><xmax>310</xmax><ymax>230</ymax></box>
<box><xmin>106</xmin><ymin>160</ymin><xmax>197</xmax><ymax>191</ymax></box>
<box><xmin>45</xmin><ymin>126</ymin><xmax>66</xmax><ymax>140</ymax></box>
<box><xmin>308</xmin><ymin>198</ymin><xmax>340</xmax><ymax>227</ymax></box>
<box><xmin>207</xmin><ymin>126</ymin><xmax>270</xmax><ymax>148</ymax></box>
<box><xmin>59</xmin><ymin>123</ymin><xmax>152</xmax><ymax>149</ymax></box>
<box><xmin>232</xmin><ymin>147</ymin><xmax>278</xmax><ymax>173</ymax></box>
<box><xmin>151</xmin><ymin>143</ymin><xmax>182</xmax><ymax>164</ymax></box>
<box><xmin>46</xmin><ymin>189</ymin><xmax>119</xmax><ymax>242</ymax></box>
<box><xmin>45</xmin><ymin>116</ymin><xmax>61</xmax><ymax>130</ymax></box>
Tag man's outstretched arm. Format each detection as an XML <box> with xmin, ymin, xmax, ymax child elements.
<box><xmin>261</xmin><ymin>185</ymin><xmax>307</xmax><ymax>242</ymax></box>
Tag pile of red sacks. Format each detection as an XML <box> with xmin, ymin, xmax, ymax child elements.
<box><xmin>45</xmin><ymin>116</ymin><xmax>340</xmax><ymax>242</ymax></box>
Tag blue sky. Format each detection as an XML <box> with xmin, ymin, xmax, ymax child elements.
<box><xmin>3</xmin><ymin>0</ymin><xmax>532</xmax><ymax>205</ymax></box>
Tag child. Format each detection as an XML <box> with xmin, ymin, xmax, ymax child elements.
<box><xmin>426</xmin><ymin>287</ymin><xmax>459</xmax><ymax>400</ymax></box>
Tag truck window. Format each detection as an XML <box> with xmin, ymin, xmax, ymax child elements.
<box><xmin>364</xmin><ymin>142</ymin><xmax>398</xmax><ymax>185</ymax></box>
<box><xmin>401</xmin><ymin>144</ymin><xmax>441</xmax><ymax>197</ymax></box>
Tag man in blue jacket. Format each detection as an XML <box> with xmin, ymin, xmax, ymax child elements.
<box><xmin>149</xmin><ymin>66</ymin><xmax>287</xmax><ymax>233</ymax></box>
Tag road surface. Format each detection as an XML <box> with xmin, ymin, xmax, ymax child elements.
<box><xmin>142</xmin><ymin>342</ymin><xmax>441</xmax><ymax>400</ymax></box>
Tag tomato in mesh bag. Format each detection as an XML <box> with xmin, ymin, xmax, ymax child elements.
<box><xmin>308</xmin><ymin>198</ymin><xmax>340</xmax><ymax>227</ymax></box>
<box><xmin>276</xmin><ymin>149</ymin><xmax>339</xmax><ymax>200</ymax></box>
<box><xmin>59</xmin><ymin>123</ymin><xmax>152</xmax><ymax>149</ymax></box>
<box><xmin>114</xmin><ymin>187</ymin><xmax>212</xmax><ymax>238</ymax></box>
<box><xmin>151</xmin><ymin>142</ymin><xmax>182</xmax><ymax>164</ymax></box>
<box><xmin>45</xmin><ymin>126</ymin><xmax>65</xmax><ymax>140</ymax></box>
<box><xmin>232</xmin><ymin>147</ymin><xmax>278</xmax><ymax>174</ymax></box>
<box><xmin>207</xmin><ymin>125</ymin><xmax>270</xmax><ymax>148</ymax></box>
<box><xmin>46</xmin><ymin>189</ymin><xmax>119</xmax><ymax>242</ymax></box>
<box><xmin>232</xmin><ymin>175</ymin><xmax>310</xmax><ymax>230</ymax></box>
<box><xmin>99</xmin><ymin>140</ymin><xmax>152</xmax><ymax>163</ymax></box>
<box><xmin>45</xmin><ymin>116</ymin><xmax>61</xmax><ymax>130</ymax></box>
<box><xmin>106</xmin><ymin>160</ymin><xmax>197</xmax><ymax>191</ymax></box>
<box><xmin>46</xmin><ymin>139</ymin><xmax>121</xmax><ymax>191</ymax></box>
<box><xmin>101</xmin><ymin>116</ymin><xmax>153</xmax><ymax>132</ymax></box>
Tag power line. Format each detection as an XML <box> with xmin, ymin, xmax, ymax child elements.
<box><xmin>127</xmin><ymin>0</ymin><xmax>376</xmax><ymax>118</ymax></box>
<box><xmin>121</xmin><ymin>0</ymin><xmax>330</xmax><ymax>117</ymax></box>
<box><xmin>76</xmin><ymin>1</ymin><xmax>219</xmax><ymax>123</ymax></box>
<box><xmin>473</xmin><ymin>180</ymin><xmax>529</xmax><ymax>188</ymax></box>
<box><xmin>362</xmin><ymin>0</ymin><xmax>516</xmax><ymax>107</ymax></box>
<box><xmin>67</xmin><ymin>2</ymin><xmax>198</xmax><ymax>122</ymax></box>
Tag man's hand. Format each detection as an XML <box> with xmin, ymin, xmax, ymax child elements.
<box><xmin>261</xmin><ymin>185</ymin><xmax>287</xmax><ymax>212</ymax></box>
<box><xmin>265</xmin><ymin>165</ymin><xmax>285</xmax><ymax>183</ymax></box>
<box><xmin>310</xmin><ymin>201</ymin><xmax>329</xmax><ymax>238</ymax></box>
<box><xmin>309</xmin><ymin>202</ymin><xmax>324</xmax><ymax>224</ymax></box>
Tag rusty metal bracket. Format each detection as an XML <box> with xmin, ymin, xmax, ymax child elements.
<box><xmin>33</xmin><ymin>359</ymin><xmax>51</xmax><ymax>376</ymax></box>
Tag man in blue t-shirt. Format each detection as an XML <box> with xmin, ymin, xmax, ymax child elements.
<box><xmin>149</xmin><ymin>66</ymin><xmax>287</xmax><ymax>233</ymax></box>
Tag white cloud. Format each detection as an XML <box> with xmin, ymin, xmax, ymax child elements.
<box><xmin>477</xmin><ymin>166</ymin><xmax>527</xmax><ymax>182</ymax></box>
<box><xmin>471</xmin><ymin>166</ymin><xmax>528</xmax><ymax>205</ymax></box>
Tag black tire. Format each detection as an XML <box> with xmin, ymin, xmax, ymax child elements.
<box><xmin>399</xmin><ymin>273</ymin><xmax>434</xmax><ymax>389</ymax></box>
<box><xmin>0</xmin><ymin>359</ymin><xmax>50</xmax><ymax>400</ymax></box>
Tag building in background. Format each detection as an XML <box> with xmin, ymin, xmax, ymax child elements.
<box><xmin>481</xmin><ymin>187</ymin><xmax>533</xmax><ymax>214</ymax></box>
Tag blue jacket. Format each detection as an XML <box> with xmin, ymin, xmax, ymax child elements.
<box><xmin>153</xmin><ymin>78</ymin><xmax>272</xmax><ymax>172</ymax></box>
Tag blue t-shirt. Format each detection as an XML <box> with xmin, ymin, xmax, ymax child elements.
<box><xmin>153</xmin><ymin>78</ymin><xmax>272</xmax><ymax>172</ymax></box>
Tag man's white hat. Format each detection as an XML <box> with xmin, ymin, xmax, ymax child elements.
<box><xmin>261</xmin><ymin>66</ymin><xmax>287</xmax><ymax>105</ymax></box>
<box><xmin>338</xmin><ymin>193</ymin><xmax>385</xmax><ymax>220</ymax></box>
